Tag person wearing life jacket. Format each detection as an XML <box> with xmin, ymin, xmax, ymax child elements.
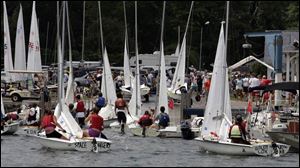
<box><xmin>114</xmin><ymin>93</ymin><xmax>131</xmax><ymax>134</ymax></box>
<box><xmin>83</xmin><ymin>107</ymin><xmax>107</xmax><ymax>139</ymax></box>
<box><xmin>40</xmin><ymin>109</ymin><xmax>68</xmax><ymax>140</ymax></box>
<box><xmin>26</xmin><ymin>103</ymin><xmax>40</xmax><ymax>126</ymax></box>
<box><xmin>155</xmin><ymin>106</ymin><xmax>170</xmax><ymax>129</ymax></box>
<box><xmin>228</xmin><ymin>114</ymin><xmax>250</xmax><ymax>144</ymax></box>
<box><xmin>138</xmin><ymin>111</ymin><xmax>153</xmax><ymax>137</ymax></box>
<box><xmin>74</xmin><ymin>95</ymin><xmax>86</xmax><ymax>128</ymax></box>
<box><xmin>95</xmin><ymin>92</ymin><xmax>106</xmax><ymax>110</ymax></box>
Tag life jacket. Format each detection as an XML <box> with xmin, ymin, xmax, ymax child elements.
<box><xmin>230</xmin><ymin>125</ymin><xmax>242</xmax><ymax>138</ymax></box>
<box><xmin>138</xmin><ymin>115</ymin><xmax>153</xmax><ymax>127</ymax></box>
<box><xmin>96</xmin><ymin>97</ymin><xmax>105</xmax><ymax>108</ymax></box>
<box><xmin>115</xmin><ymin>99</ymin><xmax>126</xmax><ymax>108</ymax></box>
<box><xmin>90</xmin><ymin>114</ymin><xmax>103</xmax><ymax>131</ymax></box>
<box><xmin>41</xmin><ymin>115</ymin><xmax>55</xmax><ymax>129</ymax></box>
<box><xmin>76</xmin><ymin>101</ymin><xmax>85</xmax><ymax>112</ymax></box>
<box><xmin>159</xmin><ymin>113</ymin><xmax>169</xmax><ymax>127</ymax></box>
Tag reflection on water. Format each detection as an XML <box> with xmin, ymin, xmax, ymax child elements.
<box><xmin>1</xmin><ymin>129</ymin><xmax>299</xmax><ymax>167</ymax></box>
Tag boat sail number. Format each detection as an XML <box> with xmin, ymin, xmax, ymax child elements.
<box><xmin>74</xmin><ymin>142</ymin><xmax>110</xmax><ymax>149</ymax></box>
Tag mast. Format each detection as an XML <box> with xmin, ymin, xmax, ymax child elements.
<box><xmin>57</xmin><ymin>1</ymin><xmax>62</xmax><ymax>110</ymax></box>
<box><xmin>98</xmin><ymin>1</ymin><xmax>107</xmax><ymax>99</ymax></box>
<box><xmin>81</xmin><ymin>1</ymin><xmax>85</xmax><ymax>61</ymax></box>
<box><xmin>123</xmin><ymin>1</ymin><xmax>129</xmax><ymax>54</ymax></box>
<box><xmin>222</xmin><ymin>1</ymin><xmax>229</xmax><ymax>113</ymax></box>
<box><xmin>135</xmin><ymin>1</ymin><xmax>139</xmax><ymax>116</ymax></box>
<box><xmin>155</xmin><ymin>1</ymin><xmax>166</xmax><ymax>113</ymax></box>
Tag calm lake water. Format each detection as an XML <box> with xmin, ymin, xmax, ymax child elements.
<box><xmin>1</xmin><ymin>129</ymin><xmax>299</xmax><ymax>167</ymax></box>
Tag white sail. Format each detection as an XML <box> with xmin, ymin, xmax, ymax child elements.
<box><xmin>58</xmin><ymin>100</ymin><xmax>83</xmax><ymax>138</ymax></box>
<box><xmin>128</xmin><ymin>77</ymin><xmax>142</xmax><ymax>118</ymax></box>
<box><xmin>218</xmin><ymin>69</ymin><xmax>232</xmax><ymax>141</ymax></box>
<box><xmin>201</xmin><ymin>23</ymin><xmax>230</xmax><ymax>138</ymax></box>
<box><xmin>170</xmin><ymin>36</ymin><xmax>186</xmax><ymax>90</ymax></box>
<box><xmin>14</xmin><ymin>4</ymin><xmax>26</xmax><ymax>81</ymax></box>
<box><xmin>65</xmin><ymin>3</ymin><xmax>75</xmax><ymax>105</ymax></box>
<box><xmin>27</xmin><ymin>1</ymin><xmax>42</xmax><ymax>71</ymax></box>
<box><xmin>101</xmin><ymin>48</ymin><xmax>117</xmax><ymax>106</ymax></box>
<box><xmin>3</xmin><ymin>1</ymin><xmax>14</xmax><ymax>82</ymax></box>
<box><xmin>123</xmin><ymin>36</ymin><xmax>132</xmax><ymax>87</ymax></box>
<box><xmin>158</xmin><ymin>43</ymin><xmax>169</xmax><ymax>114</ymax></box>
<box><xmin>1</xmin><ymin>94</ymin><xmax>5</xmax><ymax>116</ymax></box>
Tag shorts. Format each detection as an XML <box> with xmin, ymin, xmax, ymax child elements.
<box><xmin>117</xmin><ymin>111</ymin><xmax>127</xmax><ymax>124</ymax></box>
<box><xmin>46</xmin><ymin>130</ymin><xmax>63</xmax><ymax>138</ymax></box>
<box><xmin>88</xmin><ymin>128</ymin><xmax>100</xmax><ymax>137</ymax></box>
<box><xmin>243</xmin><ymin>87</ymin><xmax>248</xmax><ymax>93</ymax></box>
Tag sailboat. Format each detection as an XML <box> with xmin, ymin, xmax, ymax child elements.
<box><xmin>119</xmin><ymin>2</ymin><xmax>150</xmax><ymax>97</ymax></box>
<box><xmin>1</xmin><ymin>94</ymin><xmax>19</xmax><ymax>135</ymax></box>
<box><xmin>14</xmin><ymin>4</ymin><xmax>26</xmax><ymax>82</ymax></box>
<box><xmin>98</xmin><ymin>48</ymin><xmax>118</xmax><ymax>126</ymax></box>
<box><xmin>34</xmin><ymin>2</ymin><xmax>112</xmax><ymax>152</ymax></box>
<box><xmin>3</xmin><ymin>1</ymin><xmax>15</xmax><ymax>83</ymax></box>
<box><xmin>167</xmin><ymin>2</ymin><xmax>194</xmax><ymax>101</ymax></box>
<box><xmin>94</xmin><ymin>2</ymin><xmax>118</xmax><ymax>127</ymax></box>
<box><xmin>195</xmin><ymin>3</ymin><xmax>289</xmax><ymax>156</ymax></box>
<box><xmin>27</xmin><ymin>1</ymin><xmax>42</xmax><ymax>72</ymax></box>
<box><xmin>128</xmin><ymin>1</ymin><xmax>168</xmax><ymax>137</ymax></box>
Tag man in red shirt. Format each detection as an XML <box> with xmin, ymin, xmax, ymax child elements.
<box><xmin>260</xmin><ymin>75</ymin><xmax>272</xmax><ymax>86</ymax></box>
<box><xmin>138</xmin><ymin>111</ymin><xmax>153</xmax><ymax>137</ymax></box>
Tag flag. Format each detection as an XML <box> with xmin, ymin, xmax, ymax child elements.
<box><xmin>168</xmin><ymin>99</ymin><xmax>174</xmax><ymax>110</ymax></box>
<box><xmin>247</xmin><ymin>99</ymin><xmax>252</xmax><ymax>114</ymax></box>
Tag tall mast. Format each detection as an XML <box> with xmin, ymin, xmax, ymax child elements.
<box><xmin>123</xmin><ymin>1</ymin><xmax>129</xmax><ymax>54</ymax></box>
<box><xmin>135</xmin><ymin>1</ymin><xmax>139</xmax><ymax>116</ymax></box>
<box><xmin>155</xmin><ymin>1</ymin><xmax>166</xmax><ymax>112</ymax></box>
<box><xmin>222</xmin><ymin>1</ymin><xmax>230</xmax><ymax>113</ymax></box>
<box><xmin>98</xmin><ymin>1</ymin><xmax>107</xmax><ymax>98</ymax></box>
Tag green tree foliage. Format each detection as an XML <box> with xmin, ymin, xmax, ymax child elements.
<box><xmin>1</xmin><ymin>1</ymin><xmax>299</xmax><ymax>70</ymax></box>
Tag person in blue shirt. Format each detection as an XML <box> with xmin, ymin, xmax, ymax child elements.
<box><xmin>95</xmin><ymin>92</ymin><xmax>106</xmax><ymax>110</ymax></box>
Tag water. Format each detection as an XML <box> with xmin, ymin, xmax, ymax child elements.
<box><xmin>1</xmin><ymin>130</ymin><xmax>299</xmax><ymax>167</ymax></box>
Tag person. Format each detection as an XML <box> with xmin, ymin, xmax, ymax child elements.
<box><xmin>74</xmin><ymin>95</ymin><xmax>86</xmax><ymax>128</ymax></box>
<box><xmin>26</xmin><ymin>103</ymin><xmax>40</xmax><ymax>126</ymax></box>
<box><xmin>68</xmin><ymin>103</ymin><xmax>76</xmax><ymax>119</ymax></box>
<box><xmin>3</xmin><ymin>108</ymin><xmax>21</xmax><ymax>122</ymax></box>
<box><xmin>40</xmin><ymin>109</ymin><xmax>68</xmax><ymax>140</ymax></box>
<box><xmin>235</xmin><ymin>75</ymin><xmax>243</xmax><ymax>100</ymax></box>
<box><xmin>114</xmin><ymin>93</ymin><xmax>131</xmax><ymax>134</ymax></box>
<box><xmin>95</xmin><ymin>92</ymin><xmax>106</xmax><ymax>110</ymax></box>
<box><xmin>1</xmin><ymin>111</ymin><xmax>5</xmax><ymax>131</ymax></box>
<box><xmin>228</xmin><ymin>114</ymin><xmax>250</xmax><ymax>144</ymax></box>
<box><xmin>138</xmin><ymin>111</ymin><xmax>153</xmax><ymax>137</ymax></box>
<box><xmin>155</xmin><ymin>106</ymin><xmax>170</xmax><ymax>129</ymax></box>
<box><xmin>83</xmin><ymin>107</ymin><xmax>107</xmax><ymax>139</ymax></box>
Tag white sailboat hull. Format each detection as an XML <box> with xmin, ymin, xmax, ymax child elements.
<box><xmin>129</xmin><ymin>123</ymin><xmax>160</xmax><ymax>137</ymax></box>
<box><xmin>195</xmin><ymin>138</ymin><xmax>290</xmax><ymax>156</ymax></box>
<box><xmin>18</xmin><ymin>126</ymin><xmax>39</xmax><ymax>136</ymax></box>
<box><xmin>167</xmin><ymin>88</ymin><xmax>182</xmax><ymax>100</ymax></box>
<box><xmin>120</xmin><ymin>85</ymin><xmax>150</xmax><ymax>96</ymax></box>
<box><xmin>34</xmin><ymin>135</ymin><xmax>112</xmax><ymax>152</ymax></box>
<box><xmin>2</xmin><ymin>122</ymin><xmax>19</xmax><ymax>135</ymax></box>
<box><xmin>158</xmin><ymin>126</ymin><xmax>182</xmax><ymax>138</ymax></box>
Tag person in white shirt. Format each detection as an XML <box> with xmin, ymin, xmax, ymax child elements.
<box><xmin>26</xmin><ymin>103</ymin><xmax>40</xmax><ymax>126</ymax></box>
